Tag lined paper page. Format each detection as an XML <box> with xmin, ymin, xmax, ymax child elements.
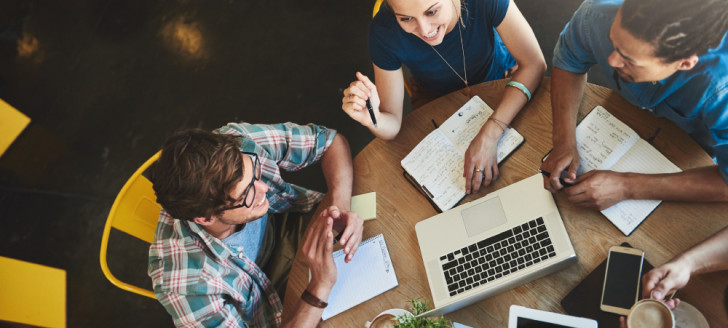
<box><xmin>601</xmin><ymin>139</ymin><xmax>681</xmax><ymax>235</ymax></box>
<box><xmin>575</xmin><ymin>106</ymin><xmax>640</xmax><ymax>174</ymax></box>
<box><xmin>322</xmin><ymin>234</ymin><xmax>398</xmax><ymax>320</ymax></box>
<box><xmin>401</xmin><ymin>130</ymin><xmax>465</xmax><ymax>211</ymax></box>
<box><xmin>401</xmin><ymin>96</ymin><xmax>524</xmax><ymax>211</ymax></box>
<box><xmin>440</xmin><ymin>96</ymin><xmax>524</xmax><ymax>162</ymax></box>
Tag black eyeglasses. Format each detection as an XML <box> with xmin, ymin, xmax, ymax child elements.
<box><xmin>223</xmin><ymin>152</ymin><xmax>262</xmax><ymax>211</ymax></box>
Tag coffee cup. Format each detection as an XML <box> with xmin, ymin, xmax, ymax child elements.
<box><xmin>626</xmin><ymin>298</ymin><xmax>675</xmax><ymax>328</ymax></box>
<box><xmin>365</xmin><ymin>308</ymin><xmax>412</xmax><ymax>328</ymax></box>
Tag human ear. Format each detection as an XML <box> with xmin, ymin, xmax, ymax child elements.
<box><xmin>675</xmin><ymin>55</ymin><xmax>698</xmax><ymax>71</ymax></box>
<box><xmin>193</xmin><ymin>216</ymin><xmax>215</xmax><ymax>226</ymax></box>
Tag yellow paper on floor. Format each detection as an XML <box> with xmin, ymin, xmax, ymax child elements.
<box><xmin>351</xmin><ymin>192</ymin><xmax>376</xmax><ymax>221</ymax></box>
<box><xmin>0</xmin><ymin>256</ymin><xmax>66</xmax><ymax>328</ymax></box>
<box><xmin>0</xmin><ymin>99</ymin><xmax>31</xmax><ymax>157</ymax></box>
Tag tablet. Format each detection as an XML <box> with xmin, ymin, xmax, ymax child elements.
<box><xmin>509</xmin><ymin>305</ymin><xmax>598</xmax><ymax>328</ymax></box>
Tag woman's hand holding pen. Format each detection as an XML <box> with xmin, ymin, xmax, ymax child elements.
<box><xmin>464</xmin><ymin>120</ymin><xmax>503</xmax><ymax>194</ymax></box>
<box><xmin>342</xmin><ymin>72</ymin><xmax>380</xmax><ymax>128</ymax></box>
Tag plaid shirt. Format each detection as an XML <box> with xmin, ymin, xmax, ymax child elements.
<box><xmin>149</xmin><ymin>122</ymin><xmax>336</xmax><ymax>328</ymax></box>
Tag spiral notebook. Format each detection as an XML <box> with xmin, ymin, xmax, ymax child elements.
<box><xmin>322</xmin><ymin>234</ymin><xmax>398</xmax><ymax>320</ymax></box>
<box><xmin>401</xmin><ymin>96</ymin><xmax>524</xmax><ymax>212</ymax></box>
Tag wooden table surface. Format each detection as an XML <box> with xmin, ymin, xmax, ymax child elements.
<box><xmin>283</xmin><ymin>78</ymin><xmax>728</xmax><ymax>327</ymax></box>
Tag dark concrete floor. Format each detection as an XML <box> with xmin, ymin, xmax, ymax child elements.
<box><xmin>0</xmin><ymin>0</ymin><xmax>606</xmax><ymax>326</ymax></box>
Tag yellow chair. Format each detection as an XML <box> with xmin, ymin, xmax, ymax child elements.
<box><xmin>372</xmin><ymin>0</ymin><xmax>412</xmax><ymax>96</ymax></box>
<box><xmin>0</xmin><ymin>256</ymin><xmax>66</xmax><ymax>328</ymax></box>
<box><xmin>99</xmin><ymin>151</ymin><xmax>162</xmax><ymax>299</ymax></box>
<box><xmin>0</xmin><ymin>99</ymin><xmax>31</xmax><ymax>157</ymax></box>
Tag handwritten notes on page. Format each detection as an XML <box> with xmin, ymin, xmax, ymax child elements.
<box><xmin>401</xmin><ymin>96</ymin><xmax>524</xmax><ymax>211</ymax></box>
<box><xmin>401</xmin><ymin>130</ymin><xmax>465</xmax><ymax>210</ymax></box>
<box><xmin>322</xmin><ymin>234</ymin><xmax>398</xmax><ymax>320</ymax></box>
<box><xmin>603</xmin><ymin>139</ymin><xmax>680</xmax><ymax>235</ymax></box>
<box><xmin>574</xmin><ymin>106</ymin><xmax>639</xmax><ymax>174</ymax></box>
<box><xmin>575</xmin><ymin>106</ymin><xmax>681</xmax><ymax>235</ymax></box>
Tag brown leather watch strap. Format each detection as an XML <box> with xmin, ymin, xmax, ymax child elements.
<box><xmin>301</xmin><ymin>289</ymin><xmax>328</xmax><ymax>308</ymax></box>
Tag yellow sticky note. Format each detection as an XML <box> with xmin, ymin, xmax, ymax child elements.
<box><xmin>351</xmin><ymin>192</ymin><xmax>376</xmax><ymax>221</ymax></box>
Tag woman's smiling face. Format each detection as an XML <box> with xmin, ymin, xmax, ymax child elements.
<box><xmin>388</xmin><ymin>0</ymin><xmax>460</xmax><ymax>46</ymax></box>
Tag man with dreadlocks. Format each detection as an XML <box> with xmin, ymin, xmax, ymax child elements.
<box><xmin>540</xmin><ymin>0</ymin><xmax>728</xmax><ymax>210</ymax></box>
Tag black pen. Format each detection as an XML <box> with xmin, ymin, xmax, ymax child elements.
<box><xmin>538</xmin><ymin>169</ymin><xmax>574</xmax><ymax>187</ymax></box>
<box><xmin>366</xmin><ymin>98</ymin><xmax>378</xmax><ymax>128</ymax></box>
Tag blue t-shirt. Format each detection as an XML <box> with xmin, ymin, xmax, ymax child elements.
<box><xmin>553</xmin><ymin>0</ymin><xmax>728</xmax><ymax>182</ymax></box>
<box><xmin>223</xmin><ymin>214</ymin><xmax>268</xmax><ymax>265</ymax></box>
<box><xmin>369</xmin><ymin>0</ymin><xmax>516</xmax><ymax>96</ymax></box>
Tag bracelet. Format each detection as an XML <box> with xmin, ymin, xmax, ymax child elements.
<box><xmin>506</xmin><ymin>81</ymin><xmax>532</xmax><ymax>101</ymax></box>
<box><xmin>488</xmin><ymin>116</ymin><xmax>508</xmax><ymax>133</ymax></box>
<box><xmin>301</xmin><ymin>289</ymin><xmax>328</xmax><ymax>308</ymax></box>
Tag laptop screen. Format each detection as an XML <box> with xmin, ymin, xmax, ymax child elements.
<box><xmin>516</xmin><ymin>317</ymin><xmax>574</xmax><ymax>328</ymax></box>
<box><xmin>508</xmin><ymin>305</ymin><xmax>598</xmax><ymax>328</ymax></box>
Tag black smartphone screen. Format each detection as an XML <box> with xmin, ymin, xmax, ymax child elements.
<box><xmin>602</xmin><ymin>251</ymin><xmax>643</xmax><ymax>309</ymax></box>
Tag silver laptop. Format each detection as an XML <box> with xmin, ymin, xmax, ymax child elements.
<box><xmin>415</xmin><ymin>174</ymin><xmax>577</xmax><ymax>317</ymax></box>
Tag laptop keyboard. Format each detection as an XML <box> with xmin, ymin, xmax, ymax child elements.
<box><xmin>439</xmin><ymin>217</ymin><xmax>556</xmax><ymax>297</ymax></box>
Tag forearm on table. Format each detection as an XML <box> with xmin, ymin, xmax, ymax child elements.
<box><xmin>674</xmin><ymin>225</ymin><xmax>728</xmax><ymax>275</ymax></box>
<box><xmin>624</xmin><ymin>166</ymin><xmax>728</xmax><ymax>202</ymax></box>
<box><xmin>280</xmin><ymin>286</ymin><xmax>331</xmax><ymax>328</ymax></box>
<box><xmin>550</xmin><ymin>68</ymin><xmax>586</xmax><ymax>144</ymax></box>
<box><xmin>321</xmin><ymin>134</ymin><xmax>353</xmax><ymax>211</ymax></box>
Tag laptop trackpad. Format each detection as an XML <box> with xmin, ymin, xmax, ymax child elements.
<box><xmin>461</xmin><ymin>197</ymin><xmax>507</xmax><ymax>238</ymax></box>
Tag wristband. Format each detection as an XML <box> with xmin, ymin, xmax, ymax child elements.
<box><xmin>301</xmin><ymin>289</ymin><xmax>328</xmax><ymax>308</ymax></box>
<box><xmin>506</xmin><ymin>81</ymin><xmax>532</xmax><ymax>101</ymax></box>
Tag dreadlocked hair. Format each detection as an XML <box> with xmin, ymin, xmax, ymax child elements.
<box><xmin>621</xmin><ymin>0</ymin><xmax>728</xmax><ymax>62</ymax></box>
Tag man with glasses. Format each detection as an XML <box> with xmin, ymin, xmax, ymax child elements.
<box><xmin>148</xmin><ymin>122</ymin><xmax>364</xmax><ymax>328</ymax></box>
<box><xmin>541</xmin><ymin>0</ymin><xmax>728</xmax><ymax>209</ymax></box>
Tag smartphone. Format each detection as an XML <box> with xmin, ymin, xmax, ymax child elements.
<box><xmin>600</xmin><ymin>245</ymin><xmax>645</xmax><ymax>315</ymax></box>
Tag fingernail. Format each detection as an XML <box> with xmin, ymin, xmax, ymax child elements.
<box><xmin>341</xmin><ymin>239</ymin><xmax>346</xmax><ymax>244</ymax></box>
<box><xmin>345</xmin><ymin>247</ymin><xmax>350</xmax><ymax>253</ymax></box>
<box><xmin>653</xmin><ymin>291</ymin><xmax>663</xmax><ymax>299</ymax></box>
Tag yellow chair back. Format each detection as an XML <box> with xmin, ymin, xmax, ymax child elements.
<box><xmin>99</xmin><ymin>151</ymin><xmax>161</xmax><ymax>299</ymax></box>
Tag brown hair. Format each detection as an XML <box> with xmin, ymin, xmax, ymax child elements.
<box><xmin>150</xmin><ymin>128</ymin><xmax>244</xmax><ymax>221</ymax></box>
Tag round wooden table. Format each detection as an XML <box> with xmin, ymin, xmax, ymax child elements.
<box><xmin>283</xmin><ymin>78</ymin><xmax>728</xmax><ymax>327</ymax></box>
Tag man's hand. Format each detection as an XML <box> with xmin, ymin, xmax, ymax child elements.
<box><xmin>564</xmin><ymin>170</ymin><xmax>630</xmax><ymax>210</ymax></box>
<box><xmin>325</xmin><ymin>205</ymin><xmax>364</xmax><ymax>263</ymax></box>
<box><xmin>301</xmin><ymin>210</ymin><xmax>337</xmax><ymax>298</ymax></box>
<box><xmin>540</xmin><ymin>144</ymin><xmax>580</xmax><ymax>192</ymax></box>
<box><xmin>641</xmin><ymin>259</ymin><xmax>691</xmax><ymax>310</ymax></box>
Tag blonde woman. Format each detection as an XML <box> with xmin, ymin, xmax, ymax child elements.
<box><xmin>342</xmin><ymin>0</ymin><xmax>545</xmax><ymax>193</ymax></box>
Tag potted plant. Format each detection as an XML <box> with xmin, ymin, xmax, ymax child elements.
<box><xmin>392</xmin><ymin>298</ymin><xmax>453</xmax><ymax>328</ymax></box>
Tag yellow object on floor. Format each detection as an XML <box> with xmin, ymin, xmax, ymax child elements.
<box><xmin>0</xmin><ymin>99</ymin><xmax>31</xmax><ymax>157</ymax></box>
<box><xmin>0</xmin><ymin>256</ymin><xmax>66</xmax><ymax>328</ymax></box>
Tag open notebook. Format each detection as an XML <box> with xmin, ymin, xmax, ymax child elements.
<box><xmin>574</xmin><ymin>106</ymin><xmax>681</xmax><ymax>235</ymax></box>
<box><xmin>401</xmin><ymin>96</ymin><xmax>524</xmax><ymax>212</ymax></box>
<box><xmin>322</xmin><ymin>234</ymin><xmax>398</xmax><ymax>320</ymax></box>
